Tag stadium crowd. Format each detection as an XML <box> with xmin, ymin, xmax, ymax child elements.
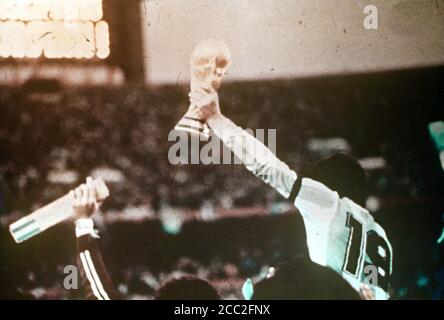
<box><xmin>0</xmin><ymin>68</ymin><xmax>443</xmax><ymax>299</ymax></box>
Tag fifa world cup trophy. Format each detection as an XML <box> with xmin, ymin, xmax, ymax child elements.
<box><xmin>174</xmin><ymin>38</ymin><xmax>232</xmax><ymax>137</ymax></box>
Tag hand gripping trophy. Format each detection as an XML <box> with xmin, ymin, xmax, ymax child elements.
<box><xmin>174</xmin><ymin>38</ymin><xmax>232</xmax><ymax>137</ymax></box>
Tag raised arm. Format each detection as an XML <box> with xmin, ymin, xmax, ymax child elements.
<box><xmin>191</xmin><ymin>89</ymin><xmax>298</xmax><ymax>200</ymax></box>
<box><xmin>71</xmin><ymin>178</ymin><xmax>121</xmax><ymax>300</ymax></box>
<box><xmin>208</xmin><ymin>114</ymin><xmax>297</xmax><ymax>199</ymax></box>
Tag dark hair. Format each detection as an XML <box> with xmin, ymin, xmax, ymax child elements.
<box><xmin>155</xmin><ymin>276</ymin><xmax>220</xmax><ymax>300</ymax></box>
<box><xmin>308</xmin><ymin>153</ymin><xmax>368</xmax><ymax>207</ymax></box>
<box><xmin>252</xmin><ymin>258</ymin><xmax>360</xmax><ymax>300</ymax></box>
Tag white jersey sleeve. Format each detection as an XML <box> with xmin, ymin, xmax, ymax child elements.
<box><xmin>208</xmin><ymin>116</ymin><xmax>297</xmax><ymax>199</ymax></box>
<box><xmin>294</xmin><ymin>178</ymin><xmax>393</xmax><ymax>300</ymax></box>
<box><xmin>209</xmin><ymin>116</ymin><xmax>393</xmax><ymax>299</ymax></box>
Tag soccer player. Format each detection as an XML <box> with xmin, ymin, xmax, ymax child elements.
<box><xmin>187</xmin><ymin>88</ymin><xmax>393</xmax><ymax>300</ymax></box>
<box><xmin>71</xmin><ymin>178</ymin><xmax>220</xmax><ymax>300</ymax></box>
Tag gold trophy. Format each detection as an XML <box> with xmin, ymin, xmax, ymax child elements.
<box><xmin>175</xmin><ymin>38</ymin><xmax>232</xmax><ymax>137</ymax></box>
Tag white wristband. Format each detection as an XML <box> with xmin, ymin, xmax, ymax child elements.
<box><xmin>75</xmin><ymin>218</ymin><xmax>98</xmax><ymax>238</ymax></box>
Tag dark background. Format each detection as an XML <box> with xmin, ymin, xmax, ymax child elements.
<box><xmin>1</xmin><ymin>66</ymin><xmax>443</xmax><ymax>299</ymax></box>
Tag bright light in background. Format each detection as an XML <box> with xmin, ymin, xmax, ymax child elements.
<box><xmin>0</xmin><ymin>0</ymin><xmax>110</xmax><ymax>59</ymax></box>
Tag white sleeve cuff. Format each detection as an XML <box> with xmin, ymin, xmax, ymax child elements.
<box><xmin>75</xmin><ymin>218</ymin><xmax>98</xmax><ymax>238</ymax></box>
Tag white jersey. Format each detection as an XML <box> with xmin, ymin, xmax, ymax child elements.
<box><xmin>209</xmin><ymin>116</ymin><xmax>393</xmax><ymax>299</ymax></box>
<box><xmin>295</xmin><ymin>178</ymin><xmax>392</xmax><ymax>299</ymax></box>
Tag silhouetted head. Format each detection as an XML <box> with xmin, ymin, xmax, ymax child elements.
<box><xmin>252</xmin><ymin>258</ymin><xmax>360</xmax><ymax>300</ymax></box>
<box><xmin>308</xmin><ymin>153</ymin><xmax>368</xmax><ymax>207</ymax></box>
<box><xmin>155</xmin><ymin>275</ymin><xmax>220</xmax><ymax>300</ymax></box>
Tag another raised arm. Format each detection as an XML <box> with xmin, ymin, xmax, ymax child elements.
<box><xmin>71</xmin><ymin>178</ymin><xmax>121</xmax><ymax>300</ymax></box>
